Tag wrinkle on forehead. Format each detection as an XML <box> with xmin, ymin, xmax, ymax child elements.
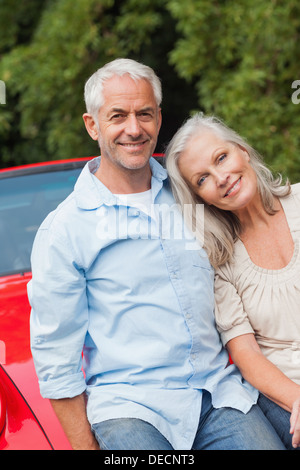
<box><xmin>103</xmin><ymin>76</ymin><xmax>154</xmax><ymax>101</ymax></box>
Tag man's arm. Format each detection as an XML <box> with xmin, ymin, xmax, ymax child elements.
<box><xmin>50</xmin><ymin>393</ymin><xmax>100</xmax><ymax>450</ymax></box>
<box><xmin>29</xmin><ymin>231</ymin><xmax>95</xmax><ymax>449</ymax></box>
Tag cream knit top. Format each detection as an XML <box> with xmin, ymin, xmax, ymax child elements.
<box><xmin>215</xmin><ymin>183</ymin><xmax>300</xmax><ymax>385</ymax></box>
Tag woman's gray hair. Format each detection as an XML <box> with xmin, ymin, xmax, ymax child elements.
<box><xmin>84</xmin><ymin>58</ymin><xmax>162</xmax><ymax>122</ymax></box>
<box><xmin>165</xmin><ymin>113</ymin><xmax>290</xmax><ymax>268</ymax></box>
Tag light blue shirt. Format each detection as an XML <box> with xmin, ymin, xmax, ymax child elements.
<box><xmin>29</xmin><ymin>157</ymin><xmax>258</xmax><ymax>450</ymax></box>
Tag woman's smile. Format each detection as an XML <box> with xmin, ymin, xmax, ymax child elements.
<box><xmin>223</xmin><ymin>177</ymin><xmax>242</xmax><ymax>198</ymax></box>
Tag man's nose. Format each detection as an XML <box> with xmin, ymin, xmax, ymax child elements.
<box><xmin>125</xmin><ymin>114</ymin><xmax>142</xmax><ymax>137</ymax></box>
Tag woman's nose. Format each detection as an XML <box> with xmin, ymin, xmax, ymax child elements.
<box><xmin>215</xmin><ymin>171</ymin><xmax>229</xmax><ymax>187</ymax></box>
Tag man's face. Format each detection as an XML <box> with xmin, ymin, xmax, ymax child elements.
<box><xmin>85</xmin><ymin>75</ymin><xmax>162</xmax><ymax>173</ymax></box>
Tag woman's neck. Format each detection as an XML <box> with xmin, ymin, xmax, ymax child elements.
<box><xmin>233</xmin><ymin>192</ymin><xmax>279</xmax><ymax>233</ymax></box>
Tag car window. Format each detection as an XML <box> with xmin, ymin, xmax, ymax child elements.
<box><xmin>0</xmin><ymin>167</ymin><xmax>82</xmax><ymax>276</ymax></box>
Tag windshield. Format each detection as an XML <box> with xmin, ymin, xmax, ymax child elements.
<box><xmin>0</xmin><ymin>167</ymin><xmax>83</xmax><ymax>276</ymax></box>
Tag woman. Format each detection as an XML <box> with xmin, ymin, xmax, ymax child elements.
<box><xmin>165</xmin><ymin>113</ymin><xmax>300</xmax><ymax>450</ymax></box>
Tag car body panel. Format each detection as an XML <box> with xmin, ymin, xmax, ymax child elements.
<box><xmin>0</xmin><ymin>363</ymin><xmax>53</xmax><ymax>450</ymax></box>
<box><xmin>0</xmin><ymin>158</ymin><xmax>93</xmax><ymax>449</ymax></box>
<box><xmin>0</xmin><ymin>272</ymin><xmax>72</xmax><ymax>450</ymax></box>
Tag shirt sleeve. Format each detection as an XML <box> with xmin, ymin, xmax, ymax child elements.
<box><xmin>28</xmin><ymin>226</ymin><xmax>88</xmax><ymax>399</ymax></box>
<box><xmin>214</xmin><ymin>265</ymin><xmax>254</xmax><ymax>346</ymax></box>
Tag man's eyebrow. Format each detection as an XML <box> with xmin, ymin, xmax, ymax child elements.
<box><xmin>107</xmin><ymin>108</ymin><xmax>126</xmax><ymax>116</ymax></box>
<box><xmin>107</xmin><ymin>106</ymin><xmax>156</xmax><ymax>116</ymax></box>
<box><xmin>138</xmin><ymin>106</ymin><xmax>156</xmax><ymax>113</ymax></box>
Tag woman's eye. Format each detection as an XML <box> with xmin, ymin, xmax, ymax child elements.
<box><xmin>218</xmin><ymin>153</ymin><xmax>227</xmax><ymax>163</ymax></box>
<box><xmin>197</xmin><ymin>175</ymin><xmax>207</xmax><ymax>187</ymax></box>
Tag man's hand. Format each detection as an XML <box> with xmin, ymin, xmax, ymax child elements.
<box><xmin>50</xmin><ymin>394</ymin><xmax>100</xmax><ymax>450</ymax></box>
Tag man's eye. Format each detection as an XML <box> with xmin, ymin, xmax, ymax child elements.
<box><xmin>111</xmin><ymin>114</ymin><xmax>124</xmax><ymax>120</ymax></box>
<box><xmin>138</xmin><ymin>112</ymin><xmax>153</xmax><ymax>121</ymax></box>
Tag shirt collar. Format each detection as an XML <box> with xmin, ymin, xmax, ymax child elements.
<box><xmin>74</xmin><ymin>156</ymin><xmax>168</xmax><ymax>210</ymax></box>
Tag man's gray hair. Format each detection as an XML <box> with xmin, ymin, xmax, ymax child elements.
<box><xmin>84</xmin><ymin>58</ymin><xmax>162</xmax><ymax>121</ymax></box>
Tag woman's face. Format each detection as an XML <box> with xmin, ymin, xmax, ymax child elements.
<box><xmin>178</xmin><ymin>130</ymin><xmax>258</xmax><ymax>213</ymax></box>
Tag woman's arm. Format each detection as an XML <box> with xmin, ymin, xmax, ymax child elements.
<box><xmin>227</xmin><ymin>333</ymin><xmax>300</xmax><ymax>448</ymax></box>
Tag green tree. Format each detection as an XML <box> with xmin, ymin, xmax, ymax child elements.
<box><xmin>167</xmin><ymin>0</ymin><xmax>300</xmax><ymax>181</ymax></box>
<box><xmin>1</xmin><ymin>0</ymin><xmax>300</xmax><ymax>182</ymax></box>
<box><xmin>0</xmin><ymin>0</ymin><xmax>196</xmax><ymax>167</ymax></box>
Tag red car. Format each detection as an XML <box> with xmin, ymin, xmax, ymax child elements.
<box><xmin>0</xmin><ymin>155</ymin><xmax>165</xmax><ymax>450</ymax></box>
<box><xmin>0</xmin><ymin>157</ymin><xmax>92</xmax><ymax>450</ymax></box>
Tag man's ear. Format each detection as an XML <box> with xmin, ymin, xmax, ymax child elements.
<box><xmin>82</xmin><ymin>113</ymin><xmax>99</xmax><ymax>141</ymax></box>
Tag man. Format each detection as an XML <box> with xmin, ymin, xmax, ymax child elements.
<box><xmin>28</xmin><ymin>58</ymin><xmax>285</xmax><ymax>450</ymax></box>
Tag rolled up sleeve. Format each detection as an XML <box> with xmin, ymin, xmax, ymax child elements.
<box><xmin>28</xmin><ymin>225</ymin><xmax>88</xmax><ymax>399</ymax></box>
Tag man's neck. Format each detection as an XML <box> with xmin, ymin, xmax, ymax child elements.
<box><xmin>94</xmin><ymin>158</ymin><xmax>152</xmax><ymax>194</ymax></box>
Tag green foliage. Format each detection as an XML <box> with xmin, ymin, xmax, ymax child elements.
<box><xmin>0</xmin><ymin>0</ymin><xmax>300</xmax><ymax>182</ymax></box>
<box><xmin>0</xmin><ymin>0</ymin><xmax>177</xmax><ymax>166</ymax></box>
<box><xmin>167</xmin><ymin>0</ymin><xmax>300</xmax><ymax>181</ymax></box>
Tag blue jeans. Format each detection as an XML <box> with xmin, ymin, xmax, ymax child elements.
<box><xmin>92</xmin><ymin>390</ymin><xmax>285</xmax><ymax>450</ymax></box>
<box><xmin>258</xmin><ymin>393</ymin><xmax>300</xmax><ymax>451</ymax></box>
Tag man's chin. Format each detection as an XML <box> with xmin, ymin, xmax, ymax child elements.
<box><xmin>121</xmin><ymin>157</ymin><xmax>151</xmax><ymax>171</ymax></box>
<box><xmin>118</xmin><ymin>151</ymin><xmax>152</xmax><ymax>170</ymax></box>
